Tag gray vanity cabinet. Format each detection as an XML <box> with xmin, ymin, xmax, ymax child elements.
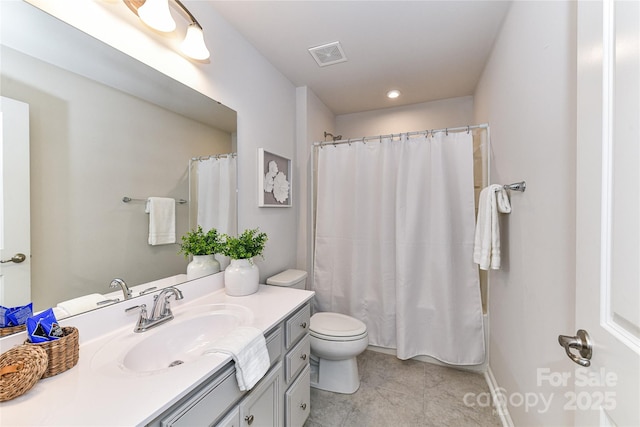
<box><xmin>148</xmin><ymin>302</ymin><xmax>311</xmax><ymax>427</ymax></box>
<box><xmin>282</xmin><ymin>305</ymin><xmax>311</xmax><ymax>427</ymax></box>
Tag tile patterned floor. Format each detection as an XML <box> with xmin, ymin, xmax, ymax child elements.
<box><xmin>304</xmin><ymin>350</ymin><xmax>502</xmax><ymax>427</ymax></box>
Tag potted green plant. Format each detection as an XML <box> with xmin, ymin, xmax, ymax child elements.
<box><xmin>179</xmin><ymin>226</ymin><xmax>224</xmax><ymax>280</ymax></box>
<box><xmin>221</xmin><ymin>228</ymin><xmax>268</xmax><ymax>296</ymax></box>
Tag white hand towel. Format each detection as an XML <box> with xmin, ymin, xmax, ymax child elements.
<box><xmin>496</xmin><ymin>187</ymin><xmax>512</xmax><ymax>214</ymax></box>
<box><xmin>473</xmin><ymin>184</ymin><xmax>507</xmax><ymax>270</ymax></box>
<box><xmin>145</xmin><ymin>197</ymin><xmax>176</xmax><ymax>245</ymax></box>
<box><xmin>57</xmin><ymin>293</ymin><xmax>107</xmax><ymax>316</ymax></box>
<box><xmin>204</xmin><ymin>326</ymin><xmax>270</xmax><ymax>391</ymax></box>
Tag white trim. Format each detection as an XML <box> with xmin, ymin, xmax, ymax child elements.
<box><xmin>484</xmin><ymin>367</ymin><xmax>514</xmax><ymax>427</ymax></box>
<box><xmin>599</xmin><ymin>0</ymin><xmax>640</xmax><ymax>353</ymax></box>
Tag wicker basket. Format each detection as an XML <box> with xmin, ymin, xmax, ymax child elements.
<box><xmin>0</xmin><ymin>345</ymin><xmax>48</xmax><ymax>401</ymax></box>
<box><xmin>25</xmin><ymin>326</ymin><xmax>79</xmax><ymax>378</ymax></box>
<box><xmin>0</xmin><ymin>324</ymin><xmax>27</xmax><ymax>337</ymax></box>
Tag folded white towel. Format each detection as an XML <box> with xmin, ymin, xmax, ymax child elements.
<box><xmin>57</xmin><ymin>293</ymin><xmax>107</xmax><ymax>316</ymax></box>
<box><xmin>204</xmin><ymin>326</ymin><xmax>270</xmax><ymax>391</ymax></box>
<box><xmin>51</xmin><ymin>306</ymin><xmax>71</xmax><ymax>320</ymax></box>
<box><xmin>145</xmin><ymin>197</ymin><xmax>176</xmax><ymax>245</ymax></box>
<box><xmin>473</xmin><ymin>184</ymin><xmax>510</xmax><ymax>270</ymax></box>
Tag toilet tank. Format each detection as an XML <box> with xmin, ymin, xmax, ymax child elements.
<box><xmin>266</xmin><ymin>269</ymin><xmax>307</xmax><ymax>290</ymax></box>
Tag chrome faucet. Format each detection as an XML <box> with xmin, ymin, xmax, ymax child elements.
<box><xmin>110</xmin><ymin>278</ymin><xmax>132</xmax><ymax>300</ymax></box>
<box><xmin>125</xmin><ymin>287</ymin><xmax>184</xmax><ymax>333</ymax></box>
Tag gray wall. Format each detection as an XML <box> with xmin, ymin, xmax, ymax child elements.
<box><xmin>473</xmin><ymin>1</ymin><xmax>577</xmax><ymax>425</ymax></box>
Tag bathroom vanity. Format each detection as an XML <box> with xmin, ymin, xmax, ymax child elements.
<box><xmin>0</xmin><ymin>273</ymin><xmax>314</xmax><ymax>426</ymax></box>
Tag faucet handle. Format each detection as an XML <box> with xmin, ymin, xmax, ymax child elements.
<box><xmin>125</xmin><ymin>304</ymin><xmax>148</xmax><ymax>317</ymax></box>
<box><xmin>126</xmin><ymin>304</ymin><xmax>150</xmax><ymax>333</ymax></box>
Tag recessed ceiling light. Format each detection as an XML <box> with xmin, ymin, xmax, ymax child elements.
<box><xmin>387</xmin><ymin>90</ymin><xmax>401</xmax><ymax>99</ymax></box>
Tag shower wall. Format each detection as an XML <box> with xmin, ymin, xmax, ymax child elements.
<box><xmin>335</xmin><ymin>95</ymin><xmax>473</xmax><ymax>137</ymax></box>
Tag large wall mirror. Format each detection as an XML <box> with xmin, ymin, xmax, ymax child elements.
<box><xmin>0</xmin><ymin>2</ymin><xmax>237</xmax><ymax>323</ymax></box>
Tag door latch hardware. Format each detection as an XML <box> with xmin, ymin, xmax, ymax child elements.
<box><xmin>0</xmin><ymin>253</ymin><xmax>26</xmax><ymax>264</ymax></box>
<box><xmin>558</xmin><ymin>329</ymin><xmax>592</xmax><ymax>367</ymax></box>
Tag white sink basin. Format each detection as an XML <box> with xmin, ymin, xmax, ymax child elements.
<box><xmin>92</xmin><ymin>303</ymin><xmax>253</xmax><ymax>375</ymax></box>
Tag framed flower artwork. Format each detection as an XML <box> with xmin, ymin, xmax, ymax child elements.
<box><xmin>258</xmin><ymin>149</ymin><xmax>292</xmax><ymax>207</ymax></box>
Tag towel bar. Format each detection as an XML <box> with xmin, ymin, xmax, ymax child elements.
<box><xmin>122</xmin><ymin>196</ymin><xmax>187</xmax><ymax>204</ymax></box>
<box><xmin>502</xmin><ymin>181</ymin><xmax>526</xmax><ymax>192</ymax></box>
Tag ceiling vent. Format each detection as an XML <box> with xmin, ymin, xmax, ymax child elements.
<box><xmin>308</xmin><ymin>42</ymin><xmax>347</xmax><ymax>67</ymax></box>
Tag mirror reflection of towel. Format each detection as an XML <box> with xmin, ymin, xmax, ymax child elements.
<box><xmin>57</xmin><ymin>293</ymin><xmax>106</xmax><ymax>316</ymax></box>
<box><xmin>145</xmin><ymin>197</ymin><xmax>176</xmax><ymax>245</ymax></box>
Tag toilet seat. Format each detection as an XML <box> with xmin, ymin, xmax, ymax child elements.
<box><xmin>310</xmin><ymin>312</ymin><xmax>367</xmax><ymax>341</ymax></box>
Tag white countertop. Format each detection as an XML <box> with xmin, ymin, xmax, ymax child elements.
<box><xmin>0</xmin><ymin>276</ymin><xmax>314</xmax><ymax>426</ymax></box>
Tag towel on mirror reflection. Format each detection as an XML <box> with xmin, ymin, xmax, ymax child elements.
<box><xmin>473</xmin><ymin>184</ymin><xmax>509</xmax><ymax>270</ymax></box>
<box><xmin>204</xmin><ymin>326</ymin><xmax>270</xmax><ymax>391</ymax></box>
<box><xmin>145</xmin><ymin>197</ymin><xmax>176</xmax><ymax>245</ymax></box>
<box><xmin>56</xmin><ymin>293</ymin><xmax>107</xmax><ymax>316</ymax></box>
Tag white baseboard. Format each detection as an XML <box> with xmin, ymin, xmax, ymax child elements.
<box><xmin>484</xmin><ymin>367</ymin><xmax>514</xmax><ymax>427</ymax></box>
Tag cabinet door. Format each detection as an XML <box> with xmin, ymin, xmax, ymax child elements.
<box><xmin>285</xmin><ymin>365</ymin><xmax>310</xmax><ymax>427</ymax></box>
<box><xmin>239</xmin><ymin>361</ymin><xmax>282</xmax><ymax>427</ymax></box>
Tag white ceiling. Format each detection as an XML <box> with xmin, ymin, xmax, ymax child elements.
<box><xmin>208</xmin><ymin>1</ymin><xmax>511</xmax><ymax>115</ymax></box>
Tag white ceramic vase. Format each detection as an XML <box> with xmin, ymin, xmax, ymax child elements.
<box><xmin>224</xmin><ymin>258</ymin><xmax>259</xmax><ymax>296</ymax></box>
<box><xmin>186</xmin><ymin>254</ymin><xmax>220</xmax><ymax>280</ymax></box>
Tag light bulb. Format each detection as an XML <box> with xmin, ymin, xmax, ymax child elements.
<box><xmin>138</xmin><ymin>0</ymin><xmax>176</xmax><ymax>33</ymax></box>
<box><xmin>180</xmin><ymin>24</ymin><xmax>210</xmax><ymax>61</ymax></box>
<box><xmin>387</xmin><ymin>89</ymin><xmax>401</xmax><ymax>99</ymax></box>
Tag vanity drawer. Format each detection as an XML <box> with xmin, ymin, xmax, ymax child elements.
<box><xmin>285</xmin><ymin>334</ymin><xmax>310</xmax><ymax>383</ymax></box>
<box><xmin>265</xmin><ymin>325</ymin><xmax>283</xmax><ymax>367</ymax></box>
<box><xmin>285</xmin><ymin>365</ymin><xmax>311</xmax><ymax>427</ymax></box>
<box><xmin>215</xmin><ymin>406</ymin><xmax>239</xmax><ymax>427</ymax></box>
<box><xmin>160</xmin><ymin>364</ymin><xmax>242</xmax><ymax>427</ymax></box>
<box><xmin>285</xmin><ymin>304</ymin><xmax>310</xmax><ymax>349</ymax></box>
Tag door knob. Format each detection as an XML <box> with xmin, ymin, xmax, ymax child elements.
<box><xmin>0</xmin><ymin>253</ymin><xmax>26</xmax><ymax>264</ymax></box>
<box><xmin>558</xmin><ymin>329</ymin><xmax>592</xmax><ymax>367</ymax></box>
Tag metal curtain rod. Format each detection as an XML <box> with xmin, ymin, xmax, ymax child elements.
<box><xmin>122</xmin><ymin>197</ymin><xmax>187</xmax><ymax>204</ymax></box>
<box><xmin>313</xmin><ymin>123</ymin><xmax>489</xmax><ymax>147</ymax></box>
<box><xmin>190</xmin><ymin>153</ymin><xmax>237</xmax><ymax>162</ymax></box>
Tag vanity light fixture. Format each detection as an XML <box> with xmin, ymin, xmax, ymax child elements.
<box><xmin>386</xmin><ymin>89</ymin><xmax>401</xmax><ymax>99</ymax></box>
<box><xmin>125</xmin><ymin>0</ymin><xmax>210</xmax><ymax>61</ymax></box>
<box><xmin>137</xmin><ymin>0</ymin><xmax>176</xmax><ymax>32</ymax></box>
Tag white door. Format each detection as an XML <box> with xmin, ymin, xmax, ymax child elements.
<box><xmin>0</xmin><ymin>96</ymin><xmax>31</xmax><ymax>307</ymax></box>
<box><xmin>574</xmin><ymin>1</ymin><xmax>640</xmax><ymax>425</ymax></box>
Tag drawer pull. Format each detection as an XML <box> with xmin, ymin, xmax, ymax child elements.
<box><xmin>244</xmin><ymin>414</ymin><xmax>254</xmax><ymax>425</ymax></box>
<box><xmin>300</xmin><ymin>403</ymin><xmax>307</xmax><ymax>410</ymax></box>
<box><xmin>300</xmin><ymin>353</ymin><xmax>307</xmax><ymax>361</ymax></box>
<box><xmin>300</xmin><ymin>321</ymin><xmax>307</xmax><ymax>329</ymax></box>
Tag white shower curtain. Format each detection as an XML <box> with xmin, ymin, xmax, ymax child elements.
<box><xmin>313</xmin><ymin>132</ymin><xmax>485</xmax><ymax>364</ymax></box>
<box><xmin>196</xmin><ymin>155</ymin><xmax>237</xmax><ymax>238</ymax></box>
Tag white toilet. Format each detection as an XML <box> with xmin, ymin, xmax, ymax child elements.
<box><xmin>266</xmin><ymin>269</ymin><xmax>369</xmax><ymax>394</ymax></box>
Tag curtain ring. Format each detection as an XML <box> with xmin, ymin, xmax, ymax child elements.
<box><xmin>445</xmin><ymin>128</ymin><xmax>449</xmax><ymax>136</ymax></box>
<box><xmin>467</xmin><ymin>126</ymin><xmax>470</xmax><ymax>134</ymax></box>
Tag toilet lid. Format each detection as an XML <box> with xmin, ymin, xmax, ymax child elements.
<box><xmin>310</xmin><ymin>312</ymin><xmax>367</xmax><ymax>337</ymax></box>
